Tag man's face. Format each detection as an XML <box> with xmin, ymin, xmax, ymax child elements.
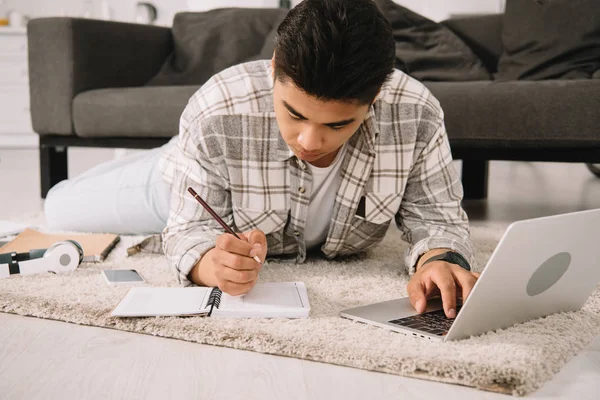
<box><xmin>273</xmin><ymin>78</ymin><xmax>371</xmax><ymax>168</ymax></box>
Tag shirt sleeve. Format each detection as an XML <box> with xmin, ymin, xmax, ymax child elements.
<box><xmin>396</xmin><ymin>107</ymin><xmax>475</xmax><ymax>276</ymax></box>
<box><xmin>159</xmin><ymin>104</ymin><xmax>232</xmax><ymax>286</ymax></box>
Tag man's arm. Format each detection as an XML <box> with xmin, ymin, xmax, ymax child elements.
<box><xmin>160</xmin><ymin>106</ymin><xmax>233</xmax><ymax>286</ymax></box>
<box><xmin>397</xmin><ymin>107</ymin><xmax>474</xmax><ymax>274</ymax></box>
<box><xmin>397</xmin><ymin>106</ymin><xmax>476</xmax><ymax>317</ymax></box>
<box><xmin>160</xmin><ymin>105</ymin><xmax>267</xmax><ymax>293</ymax></box>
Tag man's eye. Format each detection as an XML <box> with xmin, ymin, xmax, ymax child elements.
<box><xmin>288</xmin><ymin>113</ymin><xmax>301</xmax><ymax>120</ymax></box>
<box><xmin>330</xmin><ymin>126</ymin><xmax>344</xmax><ymax>131</ymax></box>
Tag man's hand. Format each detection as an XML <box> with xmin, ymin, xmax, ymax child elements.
<box><xmin>407</xmin><ymin>252</ymin><xmax>480</xmax><ymax>318</ymax></box>
<box><xmin>188</xmin><ymin>229</ymin><xmax>268</xmax><ymax>296</ymax></box>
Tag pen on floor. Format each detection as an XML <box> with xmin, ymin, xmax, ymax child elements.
<box><xmin>187</xmin><ymin>187</ymin><xmax>263</xmax><ymax>265</ymax></box>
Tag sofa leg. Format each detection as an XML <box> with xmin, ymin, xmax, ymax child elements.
<box><xmin>461</xmin><ymin>160</ymin><xmax>489</xmax><ymax>200</ymax></box>
<box><xmin>40</xmin><ymin>144</ymin><xmax>68</xmax><ymax>199</ymax></box>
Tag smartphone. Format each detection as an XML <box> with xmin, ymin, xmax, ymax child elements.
<box><xmin>102</xmin><ymin>269</ymin><xmax>145</xmax><ymax>286</ymax></box>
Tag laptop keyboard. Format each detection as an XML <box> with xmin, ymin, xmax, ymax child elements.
<box><xmin>388</xmin><ymin>305</ymin><xmax>462</xmax><ymax>336</ymax></box>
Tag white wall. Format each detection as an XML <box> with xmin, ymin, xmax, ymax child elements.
<box><xmin>194</xmin><ymin>0</ymin><xmax>505</xmax><ymax>18</ymax></box>
<box><xmin>187</xmin><ymin>0</ymin><xmax>280</xmax><ymax>11</ymax></box>
<box><xmin>189</xmin><ymin>0</ymin><xmax>504</xmax><ymax>21</ymax></box>
<box><xmin>393</xmin><ymin>0</ymin><xmax>504</xmax><ymax>21</ymax></box>
<box><xmin>0</xmin><ymin>0</ymin><xmax>505</xmax><ymax>27</ymax></box>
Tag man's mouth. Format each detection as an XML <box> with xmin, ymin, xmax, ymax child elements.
<box><xmin>298</xmin><ymin>150</ymin><xmax>321</xmax><ymax>159</ymax></box>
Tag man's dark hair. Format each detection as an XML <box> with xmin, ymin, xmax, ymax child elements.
<box><xmin>274</xmin><ymin>0</ymin><xmax>395</xmax><ymax>105</ymax></box>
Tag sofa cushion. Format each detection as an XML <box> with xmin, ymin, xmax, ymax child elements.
<box><xmin>441</xmin><ymin>15</ymin><xmax>503</xmax><ymax>74</ymax></box>
<box><xmin>257</xmin><ymin>11</ymin><xmax>288</xmax><ymax>60</ymax></box>
<box><xmin>147</xmin><ymin>9</ymin><xmax>287</xmax><ymax>86</ymax></box>
<box><xmin>425</xmin><ymin>79</ymin><xmax>600</xmax><ymax>146</ymax></box>
<box><xmin>373</xmin><ymin>0</ymin><xmax>491</xmax><ymax>81</ymax></box>
<box><xmin>496</xmin><ymin>0</ymin><xmax>600</xmax><ymax>81</ymax></box>
<box><xmin>73</xmin><ymin>86</ymin><xmax>199</xmax><ymax>138</ymax></box>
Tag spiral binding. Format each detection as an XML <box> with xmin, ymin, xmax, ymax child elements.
<box><xmin>206</xmin><ymin>287</ymin><xmax>223</xmax><ymax>316</ymax></box>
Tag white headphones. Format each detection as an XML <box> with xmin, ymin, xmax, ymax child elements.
<box><xmin>0</xmin><ymin>240</ymin><xmax>83</xmax><ymax>278</ymax></box>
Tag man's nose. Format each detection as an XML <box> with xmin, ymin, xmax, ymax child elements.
<box><xmin>298</xmin><ymin>128</ymin><xmax>322</xmax><ymax>151</ymax></box>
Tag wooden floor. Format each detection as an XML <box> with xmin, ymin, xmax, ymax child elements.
<box><xmin>1</xmin><ymin>148</ymin><xmax>600</xmax><ymax>399</ymax></box>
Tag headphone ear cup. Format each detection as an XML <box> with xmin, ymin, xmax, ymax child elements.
<box><xmin>42</xmin><ymin>241</ymin><xmax>83</xmax><ymax>273</ymax></box>
<box><xmin>44</xmin><ymin>240</ymin><xmax>84</xmax><ymax>264</ymax></box>
<box><xmin>65</xmin><ymin>240</ymin><xmax>84</xmax><ymax>263</ymax></box>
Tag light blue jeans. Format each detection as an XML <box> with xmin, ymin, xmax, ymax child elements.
<box><xmin>44</xmin><ymin>145</ymin><xmax>171</xmax><ymax>235</ymax></box>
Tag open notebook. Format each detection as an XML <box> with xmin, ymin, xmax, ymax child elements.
<box><xmin>111</xmin><ymin>282</ymin><xmax>310</xmax><ymax>318</ymax></box>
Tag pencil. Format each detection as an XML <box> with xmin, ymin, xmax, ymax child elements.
<box><xmin>187</xmin><ymin>187</ymin><xmax>262</xmax><ymax>265</ymax></box>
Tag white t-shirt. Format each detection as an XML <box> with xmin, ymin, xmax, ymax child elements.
<box><xmin>304</xmin><ymin>145</ymin><xmax>347</xmax><ymax>249</ymax></box>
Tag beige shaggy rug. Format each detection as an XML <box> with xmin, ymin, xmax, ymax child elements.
<box><xmin>1</xmin><ymin>218</ymin><xmax>599</xmax><ymax>396</ymax></box>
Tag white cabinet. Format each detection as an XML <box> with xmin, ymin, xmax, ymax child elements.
<box><xmin>0</xmin><ymin>28</ymin><xmax>37</xmax><ymax>148</ymax></box>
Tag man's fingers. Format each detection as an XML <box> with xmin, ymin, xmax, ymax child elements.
<box><xmin>451</xmin><ymin>267</ymin><xmax>478</xmax><ymax>303</ymax></box>
<box><xmin>432</xmin><ymin>271</ymin><xmax>457</xmax><ymax>318</ymax></box>
<box><xmin>423</xmin><ymin>279</ymin><xmax>440</xmax><ymax>298</ymax></box>
<box><xmin>246</xmin><ymin>229</ymin><xmax>267</xmax><ymax>246</ymax></box>
<box><xmin>219</xmin><ymin>265</ymin><xmax>258</xmax><ymax>284</ymax></box>
<box><xmin>245</xmin><ymin>229</ymin><xmax>268</xmax><ymax>262</ymax></box>
<box><xmin>238</xmin><ymin>232</ymin><xmax>249</xmax><ymax>241</ymax></box>
<box><xmin>216</xmin><ymin>233</ymin><xmax>253</xmax><ymax>257</ymax></box>
<box><xmin>219</xmin><ymin>280</ymin><xmax>255</xmax><ymax>296</ymax></box>
<box><xmin>216</xmin><ymin>248</ymin><xmax>260</xmax><ymax>271</ymax></box>
<box><xmin>407</xmin><ymin>279</ymin><xmax>427</xmax><ymax>313</ymax></box>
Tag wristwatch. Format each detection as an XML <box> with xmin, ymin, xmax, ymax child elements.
<box><xmin>421</xmin><ymin>251</ymin><xmax>471</xmax><ymax>272</ymax></box>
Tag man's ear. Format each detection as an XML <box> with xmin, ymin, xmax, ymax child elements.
<box><xmin>271</xmin><ymin>51</ymin><xmax>276</xmax><ymax>79</ymax></box>
<box><xmin>372</xmin><ymin>89</ymin><xmax>381</xmax><ymax>105</ymax></box>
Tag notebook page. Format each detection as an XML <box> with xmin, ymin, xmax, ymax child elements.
<box><xmin>111</xmin><ymin>287</ymin><xmax>212</xmax><ymax>317</ymax></box>
<box><xmin>214</xmin><ymin>282</ymin><xmax>310</xmax><ymax>318</ymax></box>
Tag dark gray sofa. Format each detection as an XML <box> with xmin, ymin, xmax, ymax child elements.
<box><xmin>28</xmin><ymin>14</ymin><xmax>600</xmax><ymax>198</ymax></box>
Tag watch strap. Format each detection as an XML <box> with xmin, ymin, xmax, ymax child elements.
<box><xmin>421</xmin><ymin>251</ymin><xmax>471</xmax><ymax>272</ymax></box>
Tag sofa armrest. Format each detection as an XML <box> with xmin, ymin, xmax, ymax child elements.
<box><xmin>441</xmin><ymin>14</ymin><xmax>503</xmax><ymax>74</ymax></box>
<box><xmin>28</xmin><ymin>18</ymin><xmax>173</xmax><ymax>135</ymax></box>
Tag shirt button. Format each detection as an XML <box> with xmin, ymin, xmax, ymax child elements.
<box><xmin>296</xmin><ymin>158</ymin><xmax>307</xmax><ymax>170</ymax></box>
<box><xmin>298</xmin><ymin>187</ymin><xmax>306</xmax><ymax>194</ymax></box>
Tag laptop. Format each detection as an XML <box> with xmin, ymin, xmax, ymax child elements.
<box><xmin>340</xmin><ymin>209</ymin><xmax>600</xmax><ymax>341</ymax></box>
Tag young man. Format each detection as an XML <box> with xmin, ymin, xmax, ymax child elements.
<box><xmin>45</xmin><ymin>0</ymin><xmax>478</xmax><ymax>318</ymax></box>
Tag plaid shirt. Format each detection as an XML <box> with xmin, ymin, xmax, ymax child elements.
<box><xmin>159</xmin><ymin>60</ymin><xmax>474</xmax><ymax>286</ymax></box>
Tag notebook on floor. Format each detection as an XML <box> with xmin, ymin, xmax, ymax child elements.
<box><xmin>0</xmin><ymin>228</ymin><xmax>120</xmax><ymax>262</ymax></box>
<box><xmin>111</xmin><ymin>282</ymin><xmax>310</xmax><ymax>318</ymax></box>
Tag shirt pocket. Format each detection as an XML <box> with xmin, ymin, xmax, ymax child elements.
<box><xmin>232</xmin><ymin>207</ymin><xmax>289</xmax><ymax>254</ymax></box>
<box><xmin>362</xmin><ymin>192</ymin><xmax>402</xmax><ymax>224</ymax></box>
<box><xmin>340</xmin><ymin>192</ymin><xmax>402</xmax><ymax>255</ymax></box>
